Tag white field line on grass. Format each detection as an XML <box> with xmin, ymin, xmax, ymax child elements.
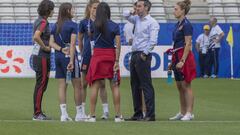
<box><xmin>0</xmin><ymin>120</ymin><xmax>240</xmax><ymax>123</ymax></box>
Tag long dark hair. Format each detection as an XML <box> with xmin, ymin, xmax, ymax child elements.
<box><xmin>57</xmin><ymin>2</ymin><xmax>72</xmax><ymax>33</ymax></box>
<box><xmin>37</xmin><ymin>0</ymin><xmax>54</xmax><ymax>17</ymax></box>
<box><xmin>94</xmin><ymin>2</ymin><xmax>111</xmax><ymax>35</ymax></box>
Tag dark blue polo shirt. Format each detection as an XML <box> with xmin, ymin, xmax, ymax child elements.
<box><xmin>79</xmin><ymin>18</ymin><xmax>93</xmax><ymax>58</ymax></box>
<box><xmin>173</xmin><ymin>17</ymin><xmax>193</xmax><ymax>49</ymax></box>
<box><xmin>93</xmin><ymin>20</ymin><xmax>120</xmax><ymax>49</ymax></box>
<box><xmin>51</xmin><ymin>20</ymin><xmax>78</xmax><ymax>58</ymax></box>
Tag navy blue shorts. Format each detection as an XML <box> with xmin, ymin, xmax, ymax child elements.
<box><xmin>55</xmin><ymin>57</ymin><xmax>81</xmax><ymax>79</ymax></box>
<box><xmin>172</xmin><ymin>63</ymin><xmax>185</xmax><ymax>82</ymax></box>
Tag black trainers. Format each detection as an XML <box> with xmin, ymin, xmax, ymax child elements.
<box><xmin>32</xmin><ymin>113</ymin><xmax>52</xmax><ymax>121</ymax></box>
<box><xmin>125</xmin><ymin>116</ymin><xmax>143</xmax><ymax>121</ymax></box>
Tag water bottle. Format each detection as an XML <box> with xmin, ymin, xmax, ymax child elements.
<box><xmin>50</xmin><ymin>48</ymin><xmax>55</xmax><ymax>71</ymax></box>
<box><xmin>66</xmin><ymin>70</ymin><xmax>72</xmax><ymax>84</ymax></box>
<box><xmin>167</xmin><ymin>70</ymin><xmax>173</xmax><ymax>84</ymax></box>
<box><xmin>90</xmin><ymin>41</ymin><xmax>95</xmax><ymax>56</ymax></box>
<box><xmin>113</xmin><ymin>72</ymin><xmax>118</xmax><ymax>85</ymax></box>
<box><xmin>78</xmin><ymin>52</ymin><xmax>82</xmax><ymax>70</ymax></box>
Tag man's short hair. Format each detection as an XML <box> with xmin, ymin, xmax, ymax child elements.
<box><xmin>134</xmin><ymin>1</ymin><xmax>137</xmax><ymax>6</ymax></box>
<box><xmin>138</xmin><ymin>0</ymin><xmax>152</xmax><ymax>12</ymax></box>
<box><xmin>210</xmin><ymin>17</ymin><xmax>218</xmax><ymax>23</ymax></box>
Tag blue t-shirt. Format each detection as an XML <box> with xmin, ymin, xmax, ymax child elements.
<box><xmin>51</xmin><ymin>20</ymin><xmax>78</xmax><ymax>58</ymax></box>
<box><xmin>172</xmin><ymin>18</ymin><xmax>193</xmax><ymax>49</ymax></box>
<box><xmin>93</xmin><ymin>20</ymin><xmax>120</xmax><ymax>48</ymax></box>
<box><xmin>79</xmin><ymin>18</ymin><xmax>93</xmax><ymax>57</ymax></box>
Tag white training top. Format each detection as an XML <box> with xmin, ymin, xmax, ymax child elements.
<box><xmin>209</xmin><ymin>25</ymin><xmax>224</xmax><ymax>48</ymax></box>
<box><xmin>196</xmin><ymin>33</ymin><xmax>210</xmax><ymax>54</ymax></box>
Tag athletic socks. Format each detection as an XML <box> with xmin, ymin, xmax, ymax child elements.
<box><xmin>60</xmin><ymin>104</ymin><xmax>68</xmax><ymax>116</ymax></box>
<box><xmin>76</xmin><ymin>105</ymin><xmax>82</xmax><ymax>115</ymax></box>
<box><xmin>102</xmin><ymin>103</ymin><xmax>109</xmax><ymax>114</ymax></box>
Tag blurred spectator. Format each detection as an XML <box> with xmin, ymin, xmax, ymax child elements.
<box><xmin>195</xmin><ymin>25</ymin><xmax>210</xmax><ymax>78</ymax></box>
<box><xmin>207</xmin><ymin>17</ymin><xmax>224</xmax><ymax>78</ymax></box>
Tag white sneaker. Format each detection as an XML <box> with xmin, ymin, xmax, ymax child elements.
<box><xmin>114</xmin><ymin>115</ymin><xmax>124</xmax><ymax>122</ymax></box>
<box><xmin>211</xmin><ymin>74</ymin><xmax>217</xmax><ymax>78</ymax></box>
<box><xmin>81</xmin><ymin>113</ymin><xmax>88</xmax><ymax>119</ymax></box>
<box><xmin>181</xmin><ymin>113</ymin><xmax>194</xmax><ymax>121</ymax></box>
<box><xmin>143</xmin><ymin>112</ymin><xmax>146</xmax><ymax>118</ymax></box>
<box><xmin>60</xmin><ymin>115</ymin><xmax>73</xmax><ymax>122</ymax></box>
<box><xmin>75</xmin><ymin>114</ymin><xmax>85</xmax><ymax>122</ymax></box>
<box><xmin>84</xmin><ymin>116</ymin><xmax>96</xmax><ymax>122</ymax></box>
<box><xmin>86</xmin><ymin>115</ymin><xmax>91</xmax><ymax>119</ymax></box>
<box><xmin>203</xmin><ymin>75</ymin><xmax>208</xmax><ymax>78</ymax></box>
<box><xmin>169</xmin><ymin>113</ymin><xmax>184</xmax><ymax>121</ymax></box>
<box><xmin>101</xmin><ymin>112</ymin><xmax>109</xmax><ymax>120</ymax></box>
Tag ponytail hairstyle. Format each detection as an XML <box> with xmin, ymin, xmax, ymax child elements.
<box><xmin>84</xmin><ymin>0</ymin><xmax>100</xmax><ymax>19</ymax></box>
<box><xmin>56</xmin><ymin>2</ymin><xmax>72</xmax><ymax>33</ymax></box>
<box><xmin>177</xmin><ymin>0</ymin><xmax>191</xmax><ymax>15</ymax></box>
<box><xmin>94</xmin><ymin>2</ymin><xmax>111</xmax><ymax>35</ymax></box>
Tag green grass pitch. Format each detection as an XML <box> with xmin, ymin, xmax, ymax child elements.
<box><xmin>0</xmin><ymin>78</ymin><xmax>239</xmax><ymax>135</ymax></box>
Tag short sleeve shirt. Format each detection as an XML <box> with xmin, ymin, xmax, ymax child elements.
<box><xmin>93</xmin><ymin>20</ymin><xmax>120</xmax><ymax>48</ymax></box>
<box><xmin>33</xmin><ymin>16</ymin><xmax>51</xmax><ymax>57</ymax></box>
<box><xmin>196</xmin><ymin>33</ymin><xmax>210</xmax><ymax>54</ymax></box>
<box><xmin>79</xmin><ymin>18</ymin><xmax>93</xmax><ymax>57</ymax></box>
<box><xmin>209</xmin><ymin>25</ymin><xmax>223</xmax><ymax>48</ymax></box>
<box><xmin>173</xmin><ymin>18</ymin><xmax>193</xmax><ymax>49</ymax></box>
<box><xmin>51</xmin><ymin>20</ymin><xmax>78</xmax><ymax>58</ymax></box>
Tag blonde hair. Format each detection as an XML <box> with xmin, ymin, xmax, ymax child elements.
<box><xmin>84</xmin><ymin>0</ymin><xmax>100</xmax><ymax>19</ymax></box>
<box><xmin>177</xmin><ymin>0</ymin><xmax>191</xmax><ymax>15</ymax></box>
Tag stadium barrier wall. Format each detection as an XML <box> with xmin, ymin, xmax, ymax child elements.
<box><xmin>0</xmin><ymin>23</ymin><xmax>240</xmax><ymax>78</ymax></box>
